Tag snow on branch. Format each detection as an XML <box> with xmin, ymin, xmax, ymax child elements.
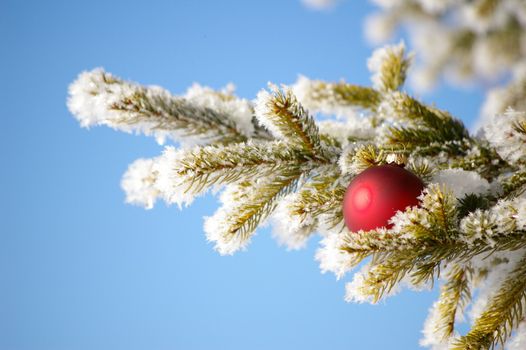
<box><xmin>70</xmin><ymin>38</ymin><xmax>526</xmax><ymax>349</ymax></box>
<box><xmin>293</xmin><ymin>76</ymin><xmax>381</xmax><ymax>114</ymax></box>
<box><xmin>205</xmin><ymin>168</ymin><xmax>305</xmax><ymax>255</ymax></box>
<box><xmin>68</xmin><ymin>68</ymin><xmax>258</xmax><ymax>146</ymax></box>
<box><xmin>368</xmin><ymin>41</ymin><xmax>413</xmax><ymax>92</ymax></box>
<box><xmin>272</xmin><ymin>164</ymin><xmax>345</xmax><ymax>250</ymax></box>
<box><xmin>381</xmin><ymin>91</ymin><xmax>469</xmax><ymax>148</ymax></box>
<box><xmin>420</xmin><ymin>264</ymin><xmax>471</xmax><ymax>348</ymax></box>
<box><xmin>121</xmin><ymin>158</ymin><xmax>160</xmax><ymax>209</ymax></box>
<box><xmin>366</xmin><ymin>0</ymin><xmax>526</xmax><ymax>95</ymax></box>
<box><xmin>163</xmin><ymin>141</ymin><xmax>311</xmax><ymax>194</ymax></box>
<box><xmin>255</xmin><ymin>85</ymin><xmax>328</xmax><ymax>158</ymax></box>
<box><xmin>484</xmin><ymin>109</ymin><xmax>526</xmax><ymax>165</ymax></box>
<box><xmin>454</xmin><ymin>251</ymin><xmax>526</xmax><ymax>349</ymax></box>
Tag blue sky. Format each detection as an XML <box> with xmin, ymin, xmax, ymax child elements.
<box><xmin>1</xmin><ymin>1</ymin><xmax>485</xmax><ymax>349</ymax></box>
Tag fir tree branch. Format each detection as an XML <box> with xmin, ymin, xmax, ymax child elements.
<box><xmin>205</xmin><ymin>167</ymin><xmax>305</xmax><ymax>255</ymax></box>
<box><xmin>449</xmin><ymin>140</ymin><xmax>508</xmax><ymax>181</ymax></box>
<box><xmin>324</xmin><ymin>83</ymin><xmax>381</xmax><ymax>110</ymax></box>
<box><xmin>68</xmin><ymin>68</ymin><xmax>259</xmax><ymax>145</ymax></box>
<box><xmin>459</xmin><ymin>200</ymin><xmax>519</xmax><ymax>246</ymax></box>
<box><xmin>339</xmin><ymin>143</ymin><xmax>404</xmax><ymax>175</ymax></box>
<box><xmin>287</xmin><ymin>165</ymin><xmax>346</xmax><ymax>229</ymax></box>
<box><xmin>340</xmin><ymin>229</ymin><xmax>416</xmax><ymax>255</ymax></box>
<box><xmin>162</xmin><ymin>140</ymin><xmax>315</xmax><ymax>195</ymax></box>
<box><xmin>453</xmin><ymin>251</ymin><xmax>526</xmax><ymax>350</ymax></box>
<box><xmin>512</xmin><ymin>119</ymin><xmax>526</xmax><ymax>136</ymax></box>
<box><xmin>368</xmin><ymin>41</ymin><xmax>412</xmax><ymax>92</ymax></box>
<box><xmin>484</xmin><ymin>109</ymin><xmax>526</xmax><ymax>166</ymax></box>
<box><xmin>430</xmin><ymin>264</ymin><xmax>471</xmax><ymax>342</ymax></box>
<box><xmin>383</xmin><ymin>92</ymin><xmax>468</xmax><ymax>147</ymax></box>
<box><xmin>502</xmin><ymin>170</ymin><xmax>526</xmax><ymax>198</ymax></box>
<box><xmin>457</xmin><ymin>194</ymin><xmax>492</xmax><ymax>221</ymax></box>
<box><xmin>294</xmin><ymin>76</ymin><xmax>381</xmax><ymax>112</ymax></box>
<box><xmin>356</xmin><ymin>249</ymin><xmax>422</xmax><ymax>302</ymax></box>
<box><xmin>406</xmin><ymin>157</ymin><xmax>434</xmax><ymax>182</ymax></box>
<box><xmin>349</xmin><ymin>237</ymin><xmax>524</xmax><ymax>304</ymax></box>
<box><xmin>69</xmin><ymin>41</ymin><xmax>526</xmax><ymax>350</ymax></box>
<box><xmin>422</xmin><ymin>185</ymin><xmax>458</xmax><ymax>241</ymax></box>
<box><xmin>255</xmin><ymin>86</ymin><xmax>330</xmax><ymax>159</ymax></box>
<box><xmin>328</xmin><ymin>185</ymin><xmax>526</xmax><ymax>303</ymax></box>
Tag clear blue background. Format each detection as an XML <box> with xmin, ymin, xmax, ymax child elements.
<box><xmin>1</xmin><ymin>1</ymin><xmax>484</xmax><ymax>349</ymax></box>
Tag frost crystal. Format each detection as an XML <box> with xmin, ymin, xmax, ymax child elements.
<box><xmin>484</xmin><ymin>109</ymin><xmax>526</xmax><ymax>165</ymax></box>
<box><xmin>121</xmin><ymin>158</ymin><xmax>160</xmax><ymax>210</ymax></box>
<box><xmin>292</xmin><ymin>75</ymin><xmax>365</xmax><ymax>118</ymax></box>
<box><xmin>344</xmin><ymin>268</ymin><xmax>375</xmax><ymax>303</ymax></box>
<box><xmin>153</xmin><ymin>146</ymin><xmax>198</xmax><ymax>208</ymax></box>
<box><xmin>420</xmin><ymin>300</ymin><xmax>456</xmax><ymax>349</ymax></box>
<box><xmin>431</xmin><ymin>169</ymin><xmax>490</xmax><ymax>198</ymax></box>
<box><xmin>184</xmin><ymin>83</ymin><xmax>254</xmax><ymax>138</ymax></box>
<box><xmin>316</xmin><ymin>233</ymin><xmax>353</xmax><ymax>279</ymax></box>
<box><xmin>271</xmin><ymin>194</ymin><xmax>316</xmax><ymax>250</ymax></box>
<box><xmin>367</xmin><ymin>41</ymin><xmax>411</xmax><ymax>91</ymax></box>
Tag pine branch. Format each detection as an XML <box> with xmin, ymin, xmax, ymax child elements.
<box><xmin>502</xmin><ymin>170</ymin><xmax>526</xmax><ymax>198</ymax></box>
<box><xmin>459</xmin><ymin>200</ymin><xmax>519</xmax><ymax>246</ymax></box>
<box><xmin>294</xmin><ymin>76</ymin><xmax>381</xmax><ymax>112</ymax></box>
<box><xmin>354</xmin><ymin>249</ymin><xmax>423</xmax><ymax>302</ymax></box>
<box><xmin>406</xmin><ymin>157</ymin><xmax>434</xmax><ymax>182</ymax></box>
<box><xmin>421</xmin><ymin>185</ymin><xmax>458</xmax><ymax>241</ymax></box>
<box><xmin>69</xmin><ymin>40</ymin><xmax>526</xmax><ymax>350</ymax></box>
<box><xmin>408</xmin><ymin>140</ymin><xmax>469</xmax><ymax>158</ymax></box>
<box><xmin>484</xmin><ymin>109</ymin><xmax>526</xmax><ymax>166</ymax></box>
<box><xmin>68</xmin><ymin>68</ymin><xmax>259</xmax><ymax>145</ymax></box>
<box><xmin>368</xmin><ymin>41</ymin><xmax>412</xmax><ymax>92</ymax></box>
<box><xmin>205</xmin><ymin>167</ymin><xmax>305</xmax><ymax>255</ymax></box>
<box><xmin>287</xmin><ymin>165</ymin><xmax>346</xmax><ymax>229</ymax></box>
<box><xmin>161</xmin><ymin>140</ymin><xmax>314</xmax><ymax>195</ymax></box>
<box><xmin>453</xmin><ymin>251</ymin><xmax>526</xmax><ymax>350</ymax></box>
<box><xmin>255</xmin><ymin>86</ymin><xmax>332</xmax><ymax>159</ymax></box>
<box><xmin>449</xmin><ymin>140</ymin><xmax>508</xmax><ymax>180</ymax></box>
<box><xmin>457</xmin><ymin>194</ymin><xmax>492</xmax><ymax>221</ymax></box>
<box><xmin>339</xmin><ymin>143</ymin><xmax>401</xmax><ymax>175</ymax></box>
<box><xmin>431</xmin><ymin>264</ymin><xmax>471</xmax><ymax>341</ymax></box>
<box><xmin>383</xmin><ymin>92</ymin><xmax>468</xmax><ymax>148</ymax></box>
<box><xmin>340</xmin><ymin>229</ymin><xmax>416</xmax><ymax>257</ymax></box>
<box><xmin>330</xmin><ymin>186</ymin><xmax>526</xmax><ymax>303</ymax></box>
<box><xmin>348</xmin><ymin>236</ymin><xmax>524</xmax><ymax>304</ymax></box>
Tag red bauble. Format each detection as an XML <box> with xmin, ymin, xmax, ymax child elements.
<box><xmin>343</xmin><ymin>164</ymin><xmax>425</xmax><ymax>232</ymax></box>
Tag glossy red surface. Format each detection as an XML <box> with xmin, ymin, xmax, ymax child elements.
<box><xmin>343</xmin><ymin>164</ymin><xmax>425</xmax><ymax>232</ymax></box>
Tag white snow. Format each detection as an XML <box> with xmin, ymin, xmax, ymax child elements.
<box><xmin>431</xmin><ymin>169</ymin><xmax>491</xmax><ymax>198</ymax></box>
<box><xmin>367</xmin><ymin>41</ymin><xmax>411</xmax><ymax>91</ymax></box>
<box><xmin>484</xmin><ymin>109</ymin><xmax>526</xmax><ymax>165</ymax></box>
<box><xmin>315</xmin><ymin>232</ymin><xmax>354</xmax><ymax>279</ymax></box>
<box><xmin>184</xmin><ymin>83</ymin><xmax>254</xmax><ymax>138</ymax></box>
<box><xmin>121</xmin><ymin>158</ymin><xmax>160</xmax><ymax>210</ymax></box>
<box><xmin>271</xmin><ymin>194</ymin><xmax>316</xmax><ymax>250</ymax></box>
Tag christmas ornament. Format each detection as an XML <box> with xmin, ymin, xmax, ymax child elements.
<box><xmin>343</xmin><ymin>164</ymin><xmax>424</xmax><ymax>232</ymax></box>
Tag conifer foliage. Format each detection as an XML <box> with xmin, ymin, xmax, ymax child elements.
<box><xmin>68</xmin><ymin>41</ymin><xmax>526</xmax><ymax>349</ymax></box>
